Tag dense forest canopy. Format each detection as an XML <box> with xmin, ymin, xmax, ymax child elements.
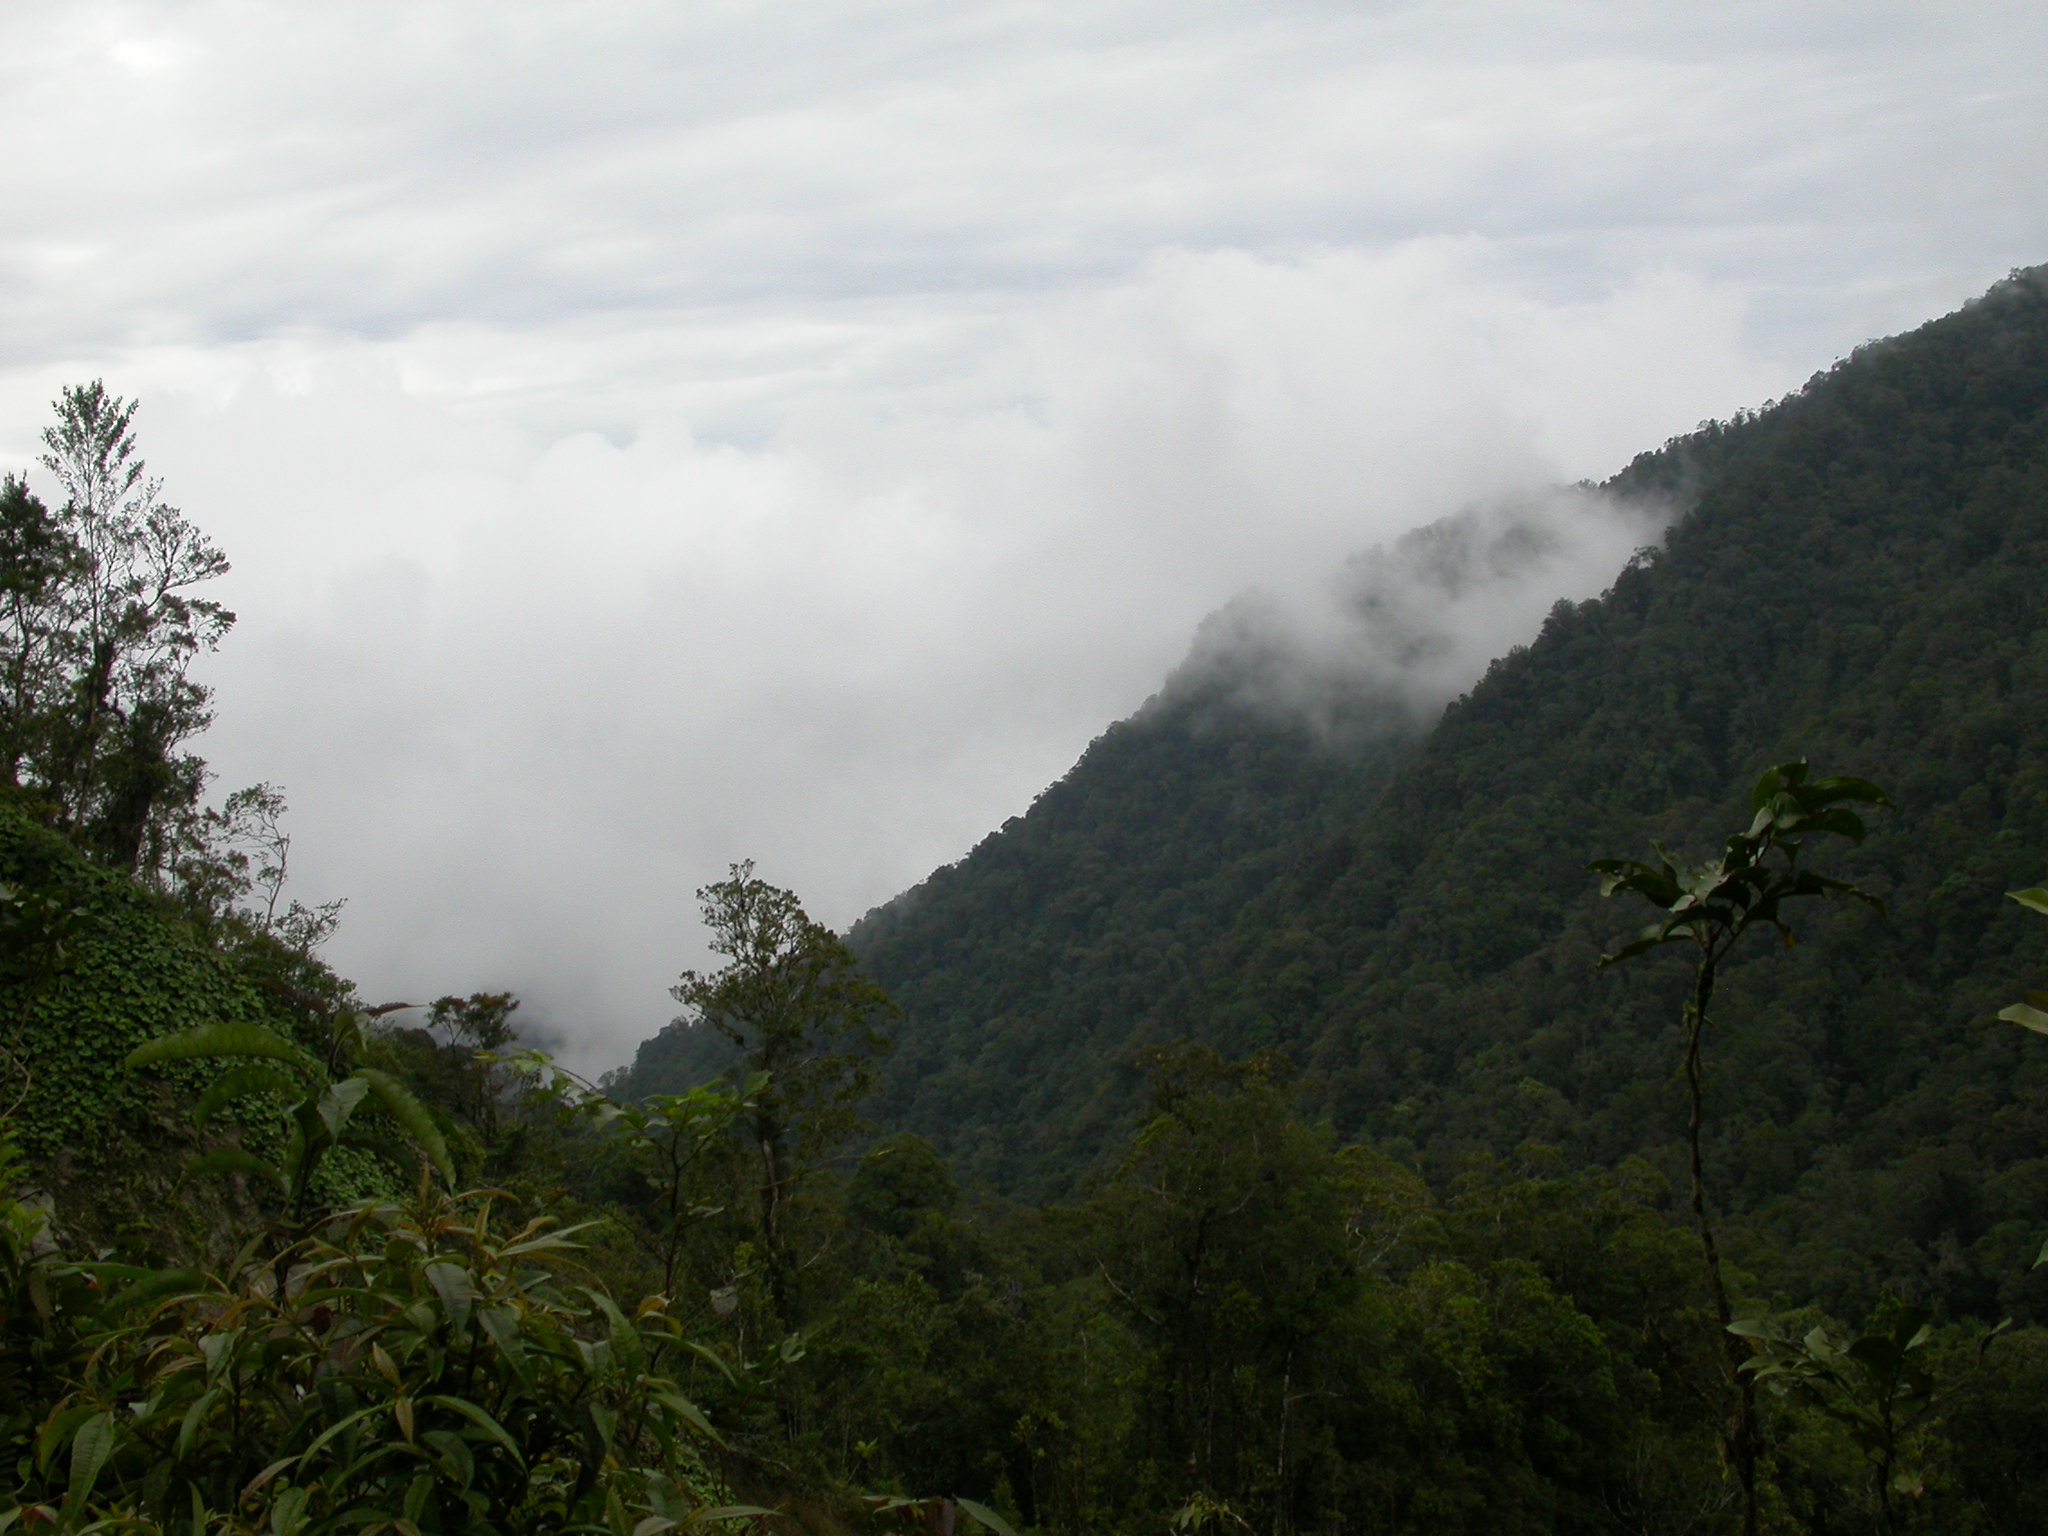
<box><xmin>6</xmin><ymin>272</ymin><xmax>2048</xmax><ymax>1533</ymax></box>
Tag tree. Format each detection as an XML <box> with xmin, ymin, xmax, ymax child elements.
<box><xmin>1995</xmin><ymin>885</ymin><xmax>2048</xmax><ymax>1272</ymax></box>
<box><xmin>1591</xmin><ymin>760</ymin><xmax>1890</xmax><ymax>1536</ymax></box>
<box><xmin>671</xmin><ymin>862</ymin><xmax>896</xmax><ymax>1324</ymax></box>
<box><xmin>0</xmin><ymin>475</ymin><xmax>78</xmax><ymax>794</ymax></box>
<box><xmin>1</xmin><ymin>383</ymin><xmax>232</xmax><ymax>870</ymax></box>
<box><xmin>425</xmin><ymin>989</ymin><xmax>521</xmax><ymax>1140</ymax></box>
<box><xmin>1730</xmin><ymin>1301</ymin><xmax>1984</xmax><ymax>1535</ymax></box>
<box><xmin>163</xmin><ymin>780</ymin><xmax>345</xmax><ymax>951</ymax></box>
<box><xmin>1093</xmin><ymin>1046</ymin><xmax>1358</xmax><ymax>1529</ymax></box>
<box><xmin>496</xmin><ymin>1043</ymin><xmax>763</xmax><ymax>1304</ymax></box>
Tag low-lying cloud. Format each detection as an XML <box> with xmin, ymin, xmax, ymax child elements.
<box><xmin>2</xmin><ymin>243</ymin><xmax>1779</xmax><ymax>1070</ymax></box>
<box><xmin>0</xmin><ymin>3</ymin><xmax>2039</xmax><ymax>1071</ymax></box>
<box><xmin>1171</xmin><ymin>486</ymin><xmax>1672</xmax><ymax>741</ymax></box>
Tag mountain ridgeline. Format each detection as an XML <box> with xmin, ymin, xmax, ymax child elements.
<box><xmin>756</xmin><ymin>267</ymin><xmax>2048</xmax><ymax>1322</ymax></box>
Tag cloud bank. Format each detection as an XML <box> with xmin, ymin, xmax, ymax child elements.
<box><xmin>89</xmin><ymin>248</ymin><xmax>1770</xmax><ymax>1065</ymax></box>
<box><xmin>0</xmin><ymin>3</ymin><xmax>2039</xmax><ymax>1067</ymax></box>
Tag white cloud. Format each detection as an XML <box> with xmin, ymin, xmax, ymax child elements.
<box><xmin>42</xmin><ymin>244</ymin><xmax>1769</xmax><ymax>1066</ymax></box>
<box><xmin>0</xmin><ymin>3</ymin><xmax>2040</xmax><ymax>1066</ymax></box>
<box><xmin>1171</xmin><ymin>485</ymin><xmax>1673</xmax><ymax>743</ymax></box>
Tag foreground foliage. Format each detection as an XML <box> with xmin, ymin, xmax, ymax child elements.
<box><xmin>2</xmin><ymin>1172</ymin><xmax>747</xmax><ymax>1534</ymax></box>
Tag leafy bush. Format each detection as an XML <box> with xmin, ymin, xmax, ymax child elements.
<box><xmin>2</xmin><ymin>1169</ymin><xmax>757</xmax><ymax>1534</ymax></box>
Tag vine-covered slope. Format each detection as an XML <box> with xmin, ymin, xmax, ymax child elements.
<box><xmin>837</xmin><ymin>268</ymin><xmax>2048</xmax><ymax>1322</ymax></box>
<box><xmin>0</xmin><ymin>793</ymin><xmax>351</xmax><ymax>1250</ymax></box>
<box><xmin>0</xmin><ymin>797</ymin><xmax>291</xmax><ymax>1149</ymax></box>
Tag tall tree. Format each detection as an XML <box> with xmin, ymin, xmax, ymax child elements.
<box><xmin>1094</xmin><ymin>1045</ymin><xmax>1358</xmax><ymax>1530</ymax></box>
<box><xmin>671</xmin><ymin>861</ymin><xmax>896</xmax><ymax>1323</ymax></box>
<box><xmin>0</xmin><ymin>475</ymin><xmax>78</xmax><ymax>796</ymax></box>
<box><xmin>1</xmin><ymin>383</ymin><xmax>231</xmax><ymax>871</ymax></box>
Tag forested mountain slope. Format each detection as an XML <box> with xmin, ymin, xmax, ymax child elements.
<box><xmin>833</xmin><ymin>659</ymin><xmax>1419</xmax><ymax>1184</ymax></box>
<box><xmin>842</xmin><ymin>267</ymin><xmax>2048</xmax><ymax>1322</ymax></box>
<box><xmin>617</xmin><ymin>673</ymin><xmax>1418</xmax><ymax>1138</ymax></box>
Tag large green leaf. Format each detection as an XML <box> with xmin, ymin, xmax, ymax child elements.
<box><xmin>177</xmin><ymin>1387</ymin><xmax>224</xmax><ymax>1457</ymax></box>
<box><xmin>316</xmin><ymin>1074</ymin><xmax>371</xmax><ymax>1137</ymax></box>
<box><xmin>195</xmin><ymin>1063</ymin><xmax>307</xmax><ymax>1126</ymax></box>
<box><xmin>1997</xmin><ymin>1002</ymin><xmax>2048</xmax><ymax>1036</ymax></box>
<box><xmin>588</xmin><ymin>1289</ymin><xmax>646</xmax><ymax>1380</ymax></box>
<box><xmin>126</xmin><ymin>1022</ymin><xmax>319</xmax><ymax>1076</ymax></box>
<box><xmin>424</xmin><ymin>1261</ymin><xmax>475</xmax><ymax>1331</ymax></box>
<box><xmin>98</xmin><ymin>1266</ymin><xmax>208</xmax><ymax>1315</ymax></box>
<box><xmin>650</xmin><ymin>1389</ymin><xmax>720</xmax><ymax>1446</ymax></box>
<box><xmin>65</xmin><ymin>1411</ymin><xmax>116</xmax><ymax>1526</ymax></box>
<box><xmin>352</xmin><ymin>1068</ymin><xmax>456</xmax><ymax>1185</ymax></box>
<box><xmin>185</xmin><ymin>1147</ymin><xmax>287</xmax><ymax>1193</ymax></box>
<box><xmin>267</xmin><ymin>1484</ymin><xmax>311</xmax><ymax>1536</ymax></box>
<box><xmin>956</xmin><ymin>1499</ymin><xmax>1021</xmax><ymax>1536</ymax></box>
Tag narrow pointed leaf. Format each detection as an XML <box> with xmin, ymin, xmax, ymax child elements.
<box><xmin>1803</xmin><ymin>774</ymin><xmax>1892</xmax><ymax>806</ymax></box>
<box><xmin>422</xmin><ymin>1396</ymin><xmax>523</xmax><ymax>1463</ymax></box>
<box><xmin>1998</xmin><ymin>1002</ymin><xmax>2048</xmax><ymax>1035</ymax></box>
<box><xmin>293</xmin><ymin>1401</ymin><xmax>383</xmax><ymax>1469</ymax></box>
<box><xmin>354</xmin><ymin>1069</ymin><xmax>455</xmax><ymax>1184</ymax></box>
<box><xmin>185</xmin><ymin>1148</ymin><xmax>287</xmax><ymax>1193</ymax></box>
<box><xmin>195</xmin><ymin>1064</ymin><xmax>306</xmax><ymax>1125</ymax></box>
<box><xmin>106</xmin><ymin>1267</ymin><xmax>208</xmax><ymax>1315</ymax></box>
<box><xmin>127</xmin><ymin>1022</ymin><xmax>319</xmax><ymax>1075</ymax></box>
<box><xmin>956</xmin><ymin>1499</ymin><xmax>1021</xmax><ymax>1536</ymax></box>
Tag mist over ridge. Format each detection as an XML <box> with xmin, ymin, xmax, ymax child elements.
<box><xmin>5</xmin><ymin>9</ymin><xmax>2048</xmax><ymax>1522</ymax></box>
<box><xmin>1162</xmin><ymin>485</ymin><xmax>1675</xmax><ymax>743</ymax></box>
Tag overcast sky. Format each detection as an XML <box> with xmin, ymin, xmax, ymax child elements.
<box><xmin>1</xmin><ymin>2</ymin><xmax>2041</xmax><ymax>1069</ymax></box>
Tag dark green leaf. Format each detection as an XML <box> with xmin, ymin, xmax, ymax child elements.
<box><xmin>956</xmin><ymin>1498</ymin><xmax>1020</xmax><ymax>1536</ymax></box>
<box><xmin>354</xmin><ymin>1068</ymin><xmax>456</xmax><ymax>1185</ymax></box>
<box><xmin>185</xmin><ymin>1147</ymin><xmax>287</xmax><ymax>1193</ymax></box>
<box><xmin>126</xmin><ymin>1022</ymin><xmax>319</xmax><ymax>1075</ymax></box>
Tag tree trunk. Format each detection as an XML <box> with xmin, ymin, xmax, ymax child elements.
<box><xmin>1685</xmin><ymin>958</ymin><xmax>1757</xmax><ymax>1536</ymax></box>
